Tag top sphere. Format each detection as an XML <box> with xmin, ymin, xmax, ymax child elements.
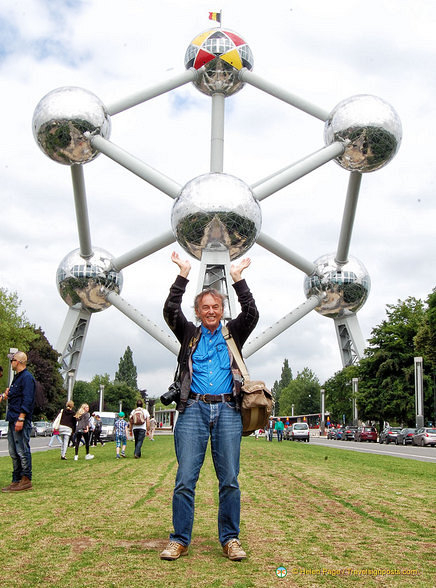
<box><xmin>32</xmin><ymin>86</ymin><xmax>111</xmax><ymax>165</ymax></box>
<box><xmin>171</xmin><ymin>172</ymin><xmax>261</xmax><ymax>260</ymax></box>
<box><xmin>304</xmin><ymin>253</ymin><xmax>371</xmax><ymax>318</ymax></box>
<box><xmin>324</xmin><ymin>94</ymin><xmax>402</xmax><ymax>173</ymax></box>
<box><xmin>185</xmin><ymin>28</ymin><xmax>253</xmax><ymax>96</ymax></box>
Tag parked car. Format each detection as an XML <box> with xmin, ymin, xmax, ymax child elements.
<box><xmin>286</xmin><ymin>422</ymin><xmax>310</xmax><ymax>442</ymax></box>
<box><xmin>354</xmin><ymin>426</ymin><xmax>378</xmax><ymax>442</ymax></box>
<box><xmin>0</xmin><ymin>419</ymin><xmax>8</xmax><ymax>438</ymax></box>
<box><xmin>396</xmin><ymin>428</ymin><xmax>417</xmax><ymax>445</ymax></box>
<box><xmin>30</xmin><ymin>423</ymin><xmax>37</xmax><ymax>437</ymax></box>
<box><xmin>342</xmin><ymin>426</ymin><xmax>358</xmax><ymax>441</ymax></box>
<box><xmin>327</xmin><ymin>427</ymin><xmax>343</xmax><ymax>440</ymax></box>
<box><xmin>379</xmin><ymin>426</ymin><xmax>402</xmax><ymax>444</ymax></box>
<box><xmin>34</xmin><ymin>421</ymin><xmax>53</xmax><ymax>437</ymax></box>
<box><xmin>412</xmin><ymin>427</ymin><xmax>436</xmax><ymax>447</ymax></box>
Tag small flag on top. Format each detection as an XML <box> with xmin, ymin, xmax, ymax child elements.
<box><xmin>209</xmin><ymin>11</ymin><xmax>221</xmax><ymax>23</ymax></box>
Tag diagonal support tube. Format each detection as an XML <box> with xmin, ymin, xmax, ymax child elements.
<box><xmin>252</xmin><ymin>142</ymin><xmax>345</xmax><ymax>201</ymax></box>
<box><xmin>90</xmin><ymin>135</ymin><xmax>182</xmax><ymax>199</ymax></box>
<box><xmin>239</xmin><ymin>69</ymin><xmax>331</xmax><ymax>121</ymax></box>
<box><xmin>106</xmin><ymin>68</ymin><xmax>198</xmax><ymax>115</ymax></box>
<box><xmin>335</xmin><ymin>171</ymin><xmax>362</xmax><ymax>264</ymax></box>
<box><xmin>257</xmin><ymin>232</ymin><xmax>317</xmax><ymax>276</ymax></box>
<box><xmin>111</xmin><ymin>230</ymin><xmax>176</xmax><ymax>270</ymax></box>
<box><xmin>71</xmin><ymin>164</ymin><xmax>93</xmax><ymax>258</ymax></box>
<box><xmin>105</xmin><ymin>290</ymin><xmax>180</xmax><ymax>355</ymax></box>
<box><xmin>244</xmin><ymin>295</ymin><xmax>322</xmax><ymax>357</ymax></box>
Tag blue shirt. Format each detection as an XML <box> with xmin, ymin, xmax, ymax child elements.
<box><xmin>191</xmin><ymin>324</ymin><xmax>233</xmax><ymax>396</ymax></box>
<box><xmin>6</xmin><ymin>369</ymin><xmax>35</xmax><ymax>423</ymax></box>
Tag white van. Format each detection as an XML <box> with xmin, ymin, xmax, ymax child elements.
<box><xmin>94</xmin><ymin>411</ymin><xmax>117</xmax><ymax>442</ymax></box>
<box><xmin>290</xmin><ymin>422</ymin><xmax>310</xmax><ymax>442</ymax></box>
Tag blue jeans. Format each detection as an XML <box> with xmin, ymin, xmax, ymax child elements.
<box><xmin>8</xmin><ymin>420</ymin><xmax>32</xmax><ymax>481</ymax></box>
<box><xmin>276</xmin><ymin>429</ymin><xmax>283</xmax><ymax>442</ymax></box>
<box><xmin>170</xmin><ymin>398</ymin><xmax>242</xmax><ymax>547</ymax></box>
<box><xmin>133</xmin><ymin>429</ymin><xmax>146</xmax><ymax>457</ymax></box>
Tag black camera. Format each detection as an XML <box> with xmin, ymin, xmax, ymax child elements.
<box><xmin>160</xmin><ymin>381</ymin><xmax>181</xmax><ymax>406</ymax></box>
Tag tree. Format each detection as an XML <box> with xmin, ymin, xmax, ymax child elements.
<box><xmin>280</xmin><ymin>368</ymin><xmax>320</xmax><ymax>416</ymax></box>
<box><xmin>115</xmin><ymin>346</ymin><xmax>138</xmax><ymax>390</ymax></box>
<box><xmin>357</xmin><ymin>297</ymin><xmax>427</xmax><ymax>427</ymax></box>
<box><xmin>272</xmin><ymin>359</ymin><xmax>293</xmax><ymax>415</ymax></box>
<box><xmin>26</xmin><ymin>327</ymin><xmax>64</xmax><ymax>419</ymax></box>
<box><xmin>0</xmin><ymin>287</ymin><xmax>37</xmax><ymax>370</ymax></box>
<box><xmin>323</xmin><ymin>365</ymin><xmax>358</xmax><ymax>425</ymax></box>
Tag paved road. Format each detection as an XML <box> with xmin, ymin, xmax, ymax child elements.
<box><xmin>308</xmin><ymin>435</ymin><xmax>436</xmax><ymax>464</ymax></box>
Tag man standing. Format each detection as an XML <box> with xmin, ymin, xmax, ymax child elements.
<box><xmin>160</xmin><ymin>251</ymin><xmax>259</xmax><ymax>562</ymax></box>
<box><xmin>0</xmin><ymin>351</ymin><xmax>35</xmax><ymax>492</ymax></box>
<box><xmin>274</xmin><ymin>418</ymin><xmax>284</xmax><ymax>442</ymax></box>
<box><xmin>129</xmin><ymin>399</ymin><xmax>150</xmax><ymax>458</ymax></box>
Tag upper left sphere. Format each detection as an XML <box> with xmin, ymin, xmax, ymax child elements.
<box><xmin>32</xmin><ymin>86</ymin><xmax>111</xmax><ymax>165</ymax></box>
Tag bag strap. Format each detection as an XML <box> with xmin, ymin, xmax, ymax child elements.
<box><xmin>222</xmin><ymin>325</ymin><xmax>250</xmax><ymax>381</ymax></box>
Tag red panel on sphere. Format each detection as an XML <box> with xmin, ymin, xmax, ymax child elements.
<box><xmin>224</xmin><ymin>31</ymin><xmax>246</xmax><ymax>47</ymax></box>
<box><xmin>194</xmin><ymin>48</ymin><xmax>216</xmax><ymax>69</ymax></box>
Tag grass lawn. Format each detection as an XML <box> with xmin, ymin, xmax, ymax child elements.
<box><xmin>0</xmin><ymin>435</ymin><xmax>435</xmax><ymax>587</ymax></box>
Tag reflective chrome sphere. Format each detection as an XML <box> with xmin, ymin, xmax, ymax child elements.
<box><xmin>185</xmin><ymin>28</ymin><xmax>253</xmax><ymax>96</ymax></box>
<box><xmin>32</xmin><ymin>86</ymin><xmax>111</xmax><ymax>165</ymax></box>
<box><xmin>171</xmin><ymin>173</ymin><xmax>261</xmax><ymax>260</ymax></box>
<box><xmin>324</xmin><ymin>94</ymin><xmax>402</xmax><ymax>173</ymax></box>
<box><xmin>304</xmin><ymin>253</ymin><xmax>371</xmax><ymax>318</ymax></box>
<box><xmin>56</xmin><ymin>248</ymin><xmax>122</xmax><ymax>312</ymax></box>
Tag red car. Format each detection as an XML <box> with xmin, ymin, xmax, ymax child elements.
<box><xmin>354</xmin><ymin>426</ymin><xmax>378</xmax><ymax>442</ymax></box>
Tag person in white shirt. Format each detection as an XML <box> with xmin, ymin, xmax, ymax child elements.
<box><xmin>129</xmin><ymin>399</ymin><xmax>150</xmax><ymax>458</ymax></box>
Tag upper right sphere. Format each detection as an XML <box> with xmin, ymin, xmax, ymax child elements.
<box><xmin>324</xmin><ymin>94</ymin><xmax>402</xmax><ymax>173</ymax></box>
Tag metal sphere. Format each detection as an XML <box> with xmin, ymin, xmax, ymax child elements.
<box><xmin>324</xmin><ymin>94</ymin><xmax>402</xmax><ymax>173</ymax></box>
<box><xmin>185</xmin><ymin>28</ymin><xmax>253</xmax><ymax>97</ymax></box>
<box><xmin>32</xmin><ymin>86</ymin><xmax>111</xmax><ymax>165</ymax></box>
<box><xmin>56</xmin><ymin>248</ymin><xmax>122</xmax><ymax>312</ymax></box>
<box><xmin>304</xmin><ymin>253</ymin><xmax>371</xmax><ymax>318</ymax></box>
<box><xmin>171</xmin><ymin>173</ymin><xmax>261</xmax><ymax>260</ymax></box>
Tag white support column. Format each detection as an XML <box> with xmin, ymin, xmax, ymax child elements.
<box><xmin>56</xmin><ymin>306</ymin><xmax>92</xmax><ymax>389</ymax></box>
<box><xmin>320</xmin><ymin>388</ymin><xmax>326</xmax><ymax>436</ymax></box>
<box><xmin>335</xmin><ymin>172</ymin><xmax>362</xmax><ymax>264</ymax></box>
<box><xmin>334</xmin><ymin>313</ymin><xmax>365</xmax><ymax>367</ymax></box>
<box><xmin>210</xmin><ymin>93</ymin><xmax>225</xmax><ymax>172</ymax></box>
<box><xmin>196</xmin><ymin>247</ymin><xmax>237</xmax><ymax>321</ymax></box>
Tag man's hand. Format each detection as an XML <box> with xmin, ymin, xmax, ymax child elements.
<box><xmin>15</xmin><ymin>420</ymin><xmax>24</xmax><ymax>432</ymax></box>
<box><xmin>171</xmin><ymin>251</ymin><xmax>191</xmax><ymax>278</ymax></box>
<box><xmin>230</xmin><ymin>257</ymin><xmax>251</xmax><ymax>282</ymax></box>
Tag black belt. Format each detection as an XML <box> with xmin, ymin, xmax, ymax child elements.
<box><xmin>189</xmin><ymin>392</ymin><xmax>233</xmax><ymax>403</ymax></box>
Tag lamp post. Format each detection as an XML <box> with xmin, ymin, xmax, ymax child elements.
<box><xmin>352</xmin><ymin>378</ymin><xmax>358</xmax><ymax>426</ymax></box>
<box><xmin>99</xmin><ymin>384</ymin><xmax>104</xmax><ymax>412</ymax></box>
<box><xmin>414</xmin><ymin>357</ymin><xmax>424</xmax><ymax>428</ymax></box>
<box><xmin>320</xmin><ymin>388</ymin><xmax>325</xmax><ymax>436</ymax></box>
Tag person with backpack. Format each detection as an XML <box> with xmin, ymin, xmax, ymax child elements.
<box><xmin>129</xmin><ymin>399</ymin><xmax>150</xmax><ymax>459</ymax></box>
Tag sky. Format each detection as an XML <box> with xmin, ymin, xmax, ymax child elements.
<box><xmin>1</xmin><ymin>0</ymin><xmax>435</xmax><ymax>399</ymax></box>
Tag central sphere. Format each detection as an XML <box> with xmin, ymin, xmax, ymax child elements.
<box><xmin>304</xmin><ymin>253</ymin><xmax>370</xmax><ymax>318</ymax></box>
<box><xmin>171</xmin><ymin>173</ymin><xmax>261</xmax><ymax>260</ymax></box>
<box><xmin>185</xmin><ymin>28</ymin><xmax>254</xmax><ymax>96</ymax></box>
<box><xmin>56</xmin><ymin>248</ymin><xmax>123</xmax><ymax>312</ymax></box>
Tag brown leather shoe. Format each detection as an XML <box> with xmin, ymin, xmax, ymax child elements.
<box><xmin>160</xmin><ymin>541</ymin><xmax>189</xmax><ymax>560</ymax></box>
<box><xmin>222</xmin><ymin>539</ymin><xmax>247</xmax><ymax>561</ymax></box>
<box><xmin>1</xmin><ymin>481</ymin><xmax>21</xmax><ymax>493</ymax></box>
<box><xmin>9</xmin><ymin>476</ymin><xmax>32</xmax><ymax>492</ymax></box>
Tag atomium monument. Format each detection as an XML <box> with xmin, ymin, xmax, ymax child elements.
<box><xmin>32</xmin><ymin>23</ymin><xmax>402</xmax><ymax>389</ymax></box>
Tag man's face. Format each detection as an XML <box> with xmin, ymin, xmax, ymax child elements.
<box><xmin>196</xmin><ymin>293</ymin><xmax>224</xmax><ymax>332</ymax></box>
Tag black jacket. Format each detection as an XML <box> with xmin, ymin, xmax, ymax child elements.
<box><xmin>163</xmin><ymin>275</ymin><xmax>259</xmax><ymax>412</ymax></box>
